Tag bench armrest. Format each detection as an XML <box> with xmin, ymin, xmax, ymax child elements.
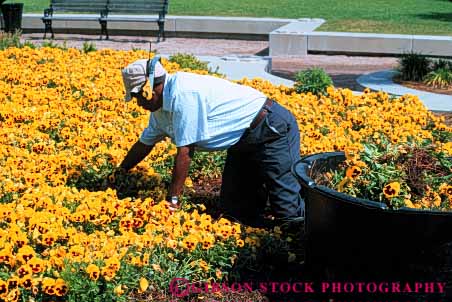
<box><xmin>101</xmin><ymin>9</ymin><xmax>108</xmax><ymax>18</ymax></box>
<box><xmin>44</xmin><ymin>8</ymin><xmax>53</xmax><ymax>18</ymax></box>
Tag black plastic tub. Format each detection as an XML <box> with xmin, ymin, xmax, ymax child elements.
<box><xmin>292</xmin><ymin>152</ymin><xmax>452</xmax><ymax>280</ymax></box>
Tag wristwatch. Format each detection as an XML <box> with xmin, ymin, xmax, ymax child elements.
<box><xmin>170</xmin><ymin>196</ymin><xmax>178</xmax><ymax>206</ymax></box>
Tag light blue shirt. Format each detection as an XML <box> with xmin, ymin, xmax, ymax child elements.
<box><xmin>140</xmin><ymin>72</ymin><xmax>266</xmax><ymax>151</ymax></box>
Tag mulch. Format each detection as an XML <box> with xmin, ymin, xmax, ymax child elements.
<box><xmin>394</xmin><ymin>78</ymin><xmax>452</xmax><ymax>96</ymax></box>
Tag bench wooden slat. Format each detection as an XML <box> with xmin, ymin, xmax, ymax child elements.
<box><xmin>51</xmin><ymin>0</ymin><xmax>106</xmax><ymax>4</ymax></box>
<box><xmin>51</xmin><ymin>1</ymin><xmax>106</xmax><ymax>4</ymax></box>
<box><xmin>108</xmin><ymin>0</ymin><xmax>167</xmax><ymax>3</ymax></box>
<box><xmin>104</xmin><ymin>17</ymin><xmax>160</xmax><ymax>22</ymax></box>
<box><xmin>50</xmin><ymin>7</ymin><xmax>106</xmax><ymax>11</ymax></box>
<box><xmin>108</xmin><ymin>1</ymin><xmax>167</xmax><ymax>7</ymax></box>
<box><xmin>108</xmin><ymin>5</ymin><xmax>167</xmax><ymax>8</ymax></box>
<box><xmin>51</xmin><ymin>0</ymin><xmax>106</xmax><ymax>2</ymax></box>
<box><xmin>51</xmin><ymin>4</ymin><xmax>106</xmax><ymax>7</ymax></box>
<box><xmin>107</xmin><ymin>8</ymin><xmax>166</xmax><ymax>13</ymax></box>
<box><xmin>107</xmin><ymin>1</ymin><xmax>168</xmax><ymax>13</ymax></box>
<box><xmin>50</xmin><ymin>0</ymin><xmax>107</xmax><ymax>12</ymax></box>
<box><xmin>44</xmin><ymin>16</ymin><xmax>101</xmax><ymax>21</ymax></box>
<box><xmin>51</xmin><ymin>6</ymin><xmax>106</xmax><ymax>11</ymax></box>
<box><xmin>52</xmin><ymin>2</ymin><xmax>107</xmax><ymax>4</ymax></box>
<box><xmin>51</xmin><ymin>0</ymin><xmax>107</xmax><ymax>3</ymax></box>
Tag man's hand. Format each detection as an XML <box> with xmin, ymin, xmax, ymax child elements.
<box><xmin>167</xmin><ymin>145</ymin><xmax>195</xmax><ymax>209</ymax></box>
<box><xmin>106</xmin><ymin>140</ymin><xmax>152</xmax><ymax>190</ymax></box>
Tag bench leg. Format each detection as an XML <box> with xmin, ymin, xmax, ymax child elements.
<box><xmin>157</xmin><ymin>20</ymin><xmax>165</xmax><ymax>42</ymax></box>
<box><xmin>100</xmin><ymin>20</ymin><xmax>108</xmax><ymax>40</ymax></box>
<box><xmin>43</xmin><ymin>19</ymin><xmax>53</xmax><ymax>39</ymax></box>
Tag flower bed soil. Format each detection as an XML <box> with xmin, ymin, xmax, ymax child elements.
<box><xmin>271</xmin><ymin>55</ymin><xmax>398</xmax><ymax>91</ymax></box>
<box><xmin>434</xmin><ymin>112</ymin><xmax>452</xmax><ymax>127</ymax></box>
<box><xmin>394</xmin><ymin>78</ymin><xmax>452</xmax><ymax>96</ymax></box>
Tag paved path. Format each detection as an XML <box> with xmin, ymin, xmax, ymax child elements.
<box><xmin>198</xmin><ymin>55</ymin><xmax>294</xmax><ymax>86</ymax></box>
<box><xmin>358</xmin><ymin>70</ymin><xmax>452</xmax><ymax>111</ymax></box>
<box><xmin>22</xmin><ymin>34</ymin><xmax>269</xmax><ymax>56</ymax></box>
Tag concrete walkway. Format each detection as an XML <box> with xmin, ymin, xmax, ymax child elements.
<box><xmin>198</xmin><ymin>55</ymin><xmax>294</xmax><ymax>86</ymax></box>
<box><xmin>357</xmin><ymin>70</ymin><xmax>452</xmax><ymax>111</ymax></box>
<box><xmin>157</xmin><ymin>54</ymin><xmax>293</xmax><ymax>86</ymax></box>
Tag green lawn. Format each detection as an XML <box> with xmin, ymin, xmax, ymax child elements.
<box><xmin>20</xmin><ymin>0</ymin><xmax>452</xmax><ymax>35</ymax></box>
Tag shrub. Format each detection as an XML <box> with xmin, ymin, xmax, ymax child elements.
<box><xmin>424</xmin><ymin>68</ymin><xmax>452</xmax><ymax>88</ymax></box>
<box><xmin>169</xmin><ymin>53</ymin><xmax>209</xmax><ymax>70</ymax></box>
<box><xmin>0</xmin><ymin>30</ymin><xmax>22</xmax><ymax>50</ymax></box>
<box><xmin>41</xmin><ymin>40</ymin><xmax>68</xmax><ymax>50</ymax></box>
<box><xmin>82</xmin><ymin>41</ymin><xmax>97</xmax><ymax>53</ymax></box>
<box><xmin>294</xmin><ymin>68</ymin><xmax>333</xmax><ymax>95</ymax></box>
<box><xmin>397</xmin><ymin>52</ymin><xmax>431</xmax><ymax>81</ymax></box>
<box><xmin>22</xmin><ymin>40</ymin><xmax>36</xmax><ymax>49</ymax></box>
<box><xmin>432</xmin><ymin>59</ymin><xmax>452</xmax><ymax>72</ymax></box>
<box><xmin>0</xmin><ymin>30</ymin><xmax>37</xmax><ymax>50</ymax></box>
<box><xmin>169</xmin><ymin>53</ymin><xmax>220</xmax><ymax>74</ymax></box>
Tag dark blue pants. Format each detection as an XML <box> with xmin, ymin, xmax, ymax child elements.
<box><xmin>220</xmin><ymin>100</ymin><xmax>304</xmax><ymax>224</ymax></box>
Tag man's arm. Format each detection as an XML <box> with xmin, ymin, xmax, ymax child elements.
<box><xmin>168</xmin><ymin>145</ymin><xmax>195</xmax><ymax>197</ymax></box>
<box><xmin>119</xmin><ymin>140</ymin><xmax>154</xmax><ymax>171</ymax></box>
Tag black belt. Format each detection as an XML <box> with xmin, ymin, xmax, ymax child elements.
<box><xmin>250</xmin><ymin>98</ymin><xmax>273</xmax><ymax>129</ymax></box>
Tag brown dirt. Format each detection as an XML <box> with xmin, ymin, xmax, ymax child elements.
<box><xmin>393</xmin><ymin>78</ymin><xmax>452</xmax><ymax>96</ymax></box>
<box><xmin>271</xmin><ymin>55</ymin><xmax>399</xmax><ymax>92</ymax></box>
<box><xmin>433</xmin><ymin>112</ymin><xmax>452</xmax><ymax>127</ymax></box>
<box><xmin>21</xmin><ymin>33</ymin><xmax>269</xmax><ymax>56</ymax></box>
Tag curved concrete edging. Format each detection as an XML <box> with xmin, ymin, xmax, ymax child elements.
<box><xmin>357</xmin><ymin>70</ymin><xmax>452</xmax><ymax>111</ymax></box>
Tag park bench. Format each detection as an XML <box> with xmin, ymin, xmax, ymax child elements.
<box><xmin>42</xmin><ymin>0</ymin><xmax>169</xmax><ymax>42</ymax></box>
<box><xmin>103</xmin><ymin>0</ymin><xmax>169</xmax><ymax>41</ymax></box>
<box><xmin>42</xmin><ymin>0</ymin><xmax>108</xmax><ymax>39</ymax></box>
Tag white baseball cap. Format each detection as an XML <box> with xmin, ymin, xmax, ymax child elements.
<box><xmin>121</xmin><ymin>59</ymin><xmax>167</xmax><ymax>102</ymax></box>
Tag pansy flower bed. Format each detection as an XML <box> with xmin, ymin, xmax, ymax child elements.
<box><xmin>0</xmin><ymin>45</ymin><xmax>451</xmax><ymax>301</ymax></box>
